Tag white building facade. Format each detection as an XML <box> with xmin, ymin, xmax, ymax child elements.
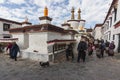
<box><xmin>93</xmin><ymin>24</ymin><xmax>102</xmax><ymax>40</ymax></box>
<box><xmin>9</xmin><ymin>7</ymin><xmax>78</xmax><ymax>62</ymax></box>
<box><xmin>0</xmin><ymin>18</ymin><xmax>21</xmax><ymax>38</ymax></box>
<box><xmin>101</xmin><ymin>0</ymin><xmax>120</xmax><ymax>52</ymax></box>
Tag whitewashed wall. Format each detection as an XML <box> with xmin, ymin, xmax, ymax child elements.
<box><xmin>12</xmin><ymin>33</ymin><xmax>26</xmax><ymax>49</ymax></box>
<box><xmin>47</xmin><ymin>32</ymin><xmax>72</xmax><ymax>41</ymax></box>
<box><xmin>27</xmin><ymin>32</ymin><xmax>48</xmax><ymax>53</ymax></box>
<box><xmin>22</xmin><ymin>24</ymin><xmax>31</xmax><ymax>27</ymax></box>
<box><xmin>40</xmin><ymin>20</ymin><xmax>51</xmax><ymax>24</ymax></box>
<box><xmin>68</xmin><ymin>21</ymin><xmax>79</xmax><ymax>30</ymax></box>
<box><xmin>62</xmin><ymin>25</ymin><xmax>70</xmax><ymax>30</ymax></box>
<box><xmin>47</xmin><ymin>32</ymin><xmax>62</xmax><ymax>41</ymax></box>
<box><xmin>78</xmin><ymin>21</ymin><xmax>85</xmax><ymax>29</ymax></box>
<box><xmin>94</xmin><ymin>27</ymin><xmax>102</xmax><ymax>40</ymax></box>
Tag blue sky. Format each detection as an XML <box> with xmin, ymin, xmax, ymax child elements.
<box><xmin>0</xmin><ymin>0</ymin><xmax>112</xmax><ymax>28</ymax></box>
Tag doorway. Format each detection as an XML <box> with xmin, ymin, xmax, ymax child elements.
<box><xmin>118</xmin><ymin>34</ymin><xmax>120</xmax><ymax>53</ymax></box>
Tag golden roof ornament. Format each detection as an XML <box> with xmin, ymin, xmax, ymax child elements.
<box><xmin>80</xmin><ymin>26</ymin><xmax>84</xmax><ymax>30</ymax></box>
<box><xmin>78</xmin><ymin>8</ymin><xmax>81</xmax><ymax>20</ymax></box>
<box><xmin>44</xmin><ymin>6</ymin><xmax>48</xmax><ymax>16</ymax></box>
<box><xmin>71</xmin><ymin>7</ymin><xmax>74</xmax><ymax>20</ymax></box>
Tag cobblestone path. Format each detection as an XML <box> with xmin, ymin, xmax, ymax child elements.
<box><xmin>0</xmin><ymin>53</ymin><xmax>120</xmax><ymax>80</ymax></box>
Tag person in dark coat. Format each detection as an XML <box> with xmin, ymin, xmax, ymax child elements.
<box><xmin>77</xmin><ymin>37</ymin><xmax>87</xmax><ymax>62</ymax></box>
<box><xmin>11</xmin><ymin>42</ymin><xmax>20</xmax><ymax>61</ymax></box>
<box><xmin>6</xmin><ymin>43</ymin><xmax>13</xmax><ymax>58</ymax></box>
<box><xmin>99</xmin><ymin>40</ymin><xmax>106</xmax><ymax>58</ymax></box>
<box><xmin>105</xmin><ymin>40</ymin><xmax>110</xmax><ymax>54</ymax></box>
<box><xmin>66</xmin><ymin>44</ymin><xmax>74</xmax><ymax>61</ymax></box>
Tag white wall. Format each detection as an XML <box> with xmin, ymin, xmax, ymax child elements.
<box><xmin>47</xmin><ymin>32</ymin><xmax>62</xmax><ymax>41</ymax></box>
<box><xmin>78</xmin><ymin>21</ymin><xmax>85</xmax><ymax>29</ymax></box>
<box><xmin>47</xmin><ymin>32</ymin><xmax>72</xmax><ymax>41</ymax></box>
<box><xmin>68</xmin><ymin>21</ymin><xmax>79</xmax><ymax>30</ymax></box>
<box><xmin>62</xmin><ymin>25</ymin><xmax>70</xmax><ymax>30</ymax></box>
<box><xmin>12</xmin><ymin>33</ymin><xmax>26</xmax><ymax>49</ymax></box>
<box><xmin>22</xmin><ymin>24</ymin><xmax>31</xmax><ymax>27</ymax></box>
<box><xmin>27</xmin><ymin>32</ymin><xmax>48</xmax><ymax>53</ymax></box>
<box><xmin>94</xmin><ymin>27</ymin><xmax>102</xmax><ymax>40</ymax></box>
<box><xmin>40</xmin><ymin>20</ymin><xmax>51</xmax><ymax>24</ymax></box>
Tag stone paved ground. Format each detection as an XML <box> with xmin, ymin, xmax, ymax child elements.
<box><xmin>0</xmin><ymin>52</ymin><xmax>120</xmax><ymax>80</ymax></box>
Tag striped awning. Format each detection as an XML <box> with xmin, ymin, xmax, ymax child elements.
<box><xmin>0</xmin><ymin>38</ymin><xmax>18</xmax><ymax>42</ymax></box>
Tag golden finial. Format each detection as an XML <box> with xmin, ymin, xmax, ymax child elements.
<box><xmin>78</xmin><ymin>8</ymin><xmax>81</xmax><ymax>20</ymax></box>
<box><xmin>71</xmin><ymin>7</ymin><xmax>74</xmax><ymax>20</ymax></box>
<box><xmin>80</xmin><ymin>26</ymin><xmax>84</xmax><ymax>30</ymax></box>
<box><xmin>44</xmin><ymin>6</ymin><xmax>48</xmax><ymax>16</ymax></box>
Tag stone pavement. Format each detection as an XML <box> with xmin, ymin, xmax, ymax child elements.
<box><xmin>0</xmin><ymin>52</ymin><xmax>120</xmax><ymax>80</ymax></box>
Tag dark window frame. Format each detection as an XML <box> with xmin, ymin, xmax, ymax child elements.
<box><xmin>113</xmin><ymin>35</ymin><xmax>115</xmax><ymax>40</ymax></box>
<box><xmin>114</xmin><ymin>8</ymin><xmax>117</xmax><ymax>22</ymax></box>
<box><xmin>3</xmin><ymin>23</ymin><xmax>10</xmax><ymax>31</ymax></box>
<box><xmin>110</xmin><ymin>17</ymin><xmax>112</xmax><ymax>27</ymax></box>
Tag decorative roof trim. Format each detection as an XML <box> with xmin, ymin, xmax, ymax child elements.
<box><xmin>0</xmin><ymin>18</ymin><xmax>21</xmax><ymax>25</ymax></box>
<box><xmin>67</xmin><ymin>19</ymin><xmax>85</xmax><ymax>22</ymax></box>
<box><xmin>114</xmin><ymin>20</ymin><xmax>120</xmax><ymax>28</ymax></box>
<box><xmin>47</xmin><ymin>39</ymin><xmax>76</xmax><ymax>44</ymax></box>
<box><xmin>39</xmin><ymin>16</ymin><xmax>52</xmax><ymax>21</ymax></box>
<box><xmin>94</xmin><ymin>24</ymin><xmax>103</xmax><ymax>30</ymax></box>
<box><xmin>9</xmin><ymin>24</ymin><xmax>78</xmax><ymax>35</ymax></box>
<box><xmin>21</xmin><ymin>21</ymin><xmax>32</xmax><ymax>25</ymax></box>
<box><xmin>61</xmin><ymin>23</ymin><xmax>70</xmax><ymax>26</ymax></box>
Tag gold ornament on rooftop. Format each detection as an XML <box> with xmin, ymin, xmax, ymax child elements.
<box><xmin>78</xmin><ymin>8</ymin><xmax>81</xmax><ymax>20</ymax></box>
<box><xmin>44</xmin><ymin>6</ymin><xmax>48</xmax><ymax>16</ymax></box>
<box><xmin>80</xmin><ymin>26</ymin><xmax>84</xmax><ymax>30</ymax></box>
<box><xmin>71</xmin><ymin>7</ymin><xmax>74</xmax><ymax>20</ymax></box>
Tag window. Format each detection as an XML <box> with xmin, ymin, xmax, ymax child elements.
<box><xmin>3</xmin><ymin>23</ymin><xmax>10</xmax><ymax>31</ymax></box>
<box><xmin>3</xmin><ymin>36</ymin><xmax>10</xmax><ymax>38</ymax></box>
<box><xmin>114</xmin><ymin>8</ymin><xmax>117</xmax><ymax>22</ymax></box>
<box><xmin>110</xmin><ymin>17</ymin><xmax>112</xmax><ymax>27</ymax></box>
<box><xmin>107</xmin><ymin>21</ymin><xmax>109</xmax><ymax>29</ymax></box>
<box><xmin>113</xmin><ymin>35</ymin><xmax>115</xmax><ymax>40</ymax></box>
<box><xmin>109</xmin><ymin>32</ymin><xmax>111</xmax><ymax>40</ymax></box>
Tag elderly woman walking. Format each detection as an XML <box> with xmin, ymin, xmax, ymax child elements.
<box><xmin>108</xmin><ymin>41</ymin><xmax>115</xmax><ymax>56</ymax></box>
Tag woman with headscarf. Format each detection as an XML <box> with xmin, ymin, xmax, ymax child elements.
<box><xmin>108</xmin><ymin>41</ymin><xmax>115</xmax><ymax>56</ymax></box>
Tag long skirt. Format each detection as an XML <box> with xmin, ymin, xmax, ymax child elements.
<box><xmin>108</xmin><ymin>49</ymin><xmax>114</xmax><ymax>56</ymax></box>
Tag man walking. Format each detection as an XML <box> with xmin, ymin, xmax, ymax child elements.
<box><xmin>99</xmin><ymin>40</ymin><xmax>106</xmax><ymax>58</ymax></box>
<box><xmin>11</xmin><ymin>42</ymin><xmax>20</xmax><ymax>61</ymax></box>
<box><xmin>77</xmin><ymin>37</ymin><xmax>87</xmax><ymax>62</ymax></box>
<box><xmin>66</xmin><ymin>44</ymin><xmax>74</xmax><ymax>61</ymax></box>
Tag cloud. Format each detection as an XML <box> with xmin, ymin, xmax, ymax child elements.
<box><xmin>0</xmin><ymin>0</ymin><xmax>113</xmax><ymax>28</ymax></box>
<box><xmin>8</xmin><ymin>0</ymin><xmax>25</xmax><ymax>4</ymax></box>
<box><xmin>0</xmin><ymin>0</ymin><xmax>5</xmax><ymax>4</ymax></box>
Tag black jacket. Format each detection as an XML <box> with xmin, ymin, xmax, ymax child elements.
<box><xmin>77</xmin><ymin>41</ymin><xmax>87</xmax><ymax>52</ymax></box>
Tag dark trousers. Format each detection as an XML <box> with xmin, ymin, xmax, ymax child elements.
<box><xmin>100</xmin><ymin>50</ymin><xmax>104</xmax><ymax>58</ymax></box>
<box><xmin>13</xmin><ymin>51</ymin><xmax>18</xmax><ymax>61</ymax></box>
<box><xmin>14</xmin><ymin>53</ymin><xmax>17</xmax><ymax>61</ymax></box>
<box><xmin>77</xmin><ymin>51</ymin><xmax>86</xmax><ymax>62</ymax></box>
<box><xmin>66</xmin><ymin>50</ymin><xmax>74</xmax><ymax>61</ymax></box>
<box><xmin>88</xmin><ymin>50</ymin><xmax>93</xmax><ymax>56</ymax></box>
